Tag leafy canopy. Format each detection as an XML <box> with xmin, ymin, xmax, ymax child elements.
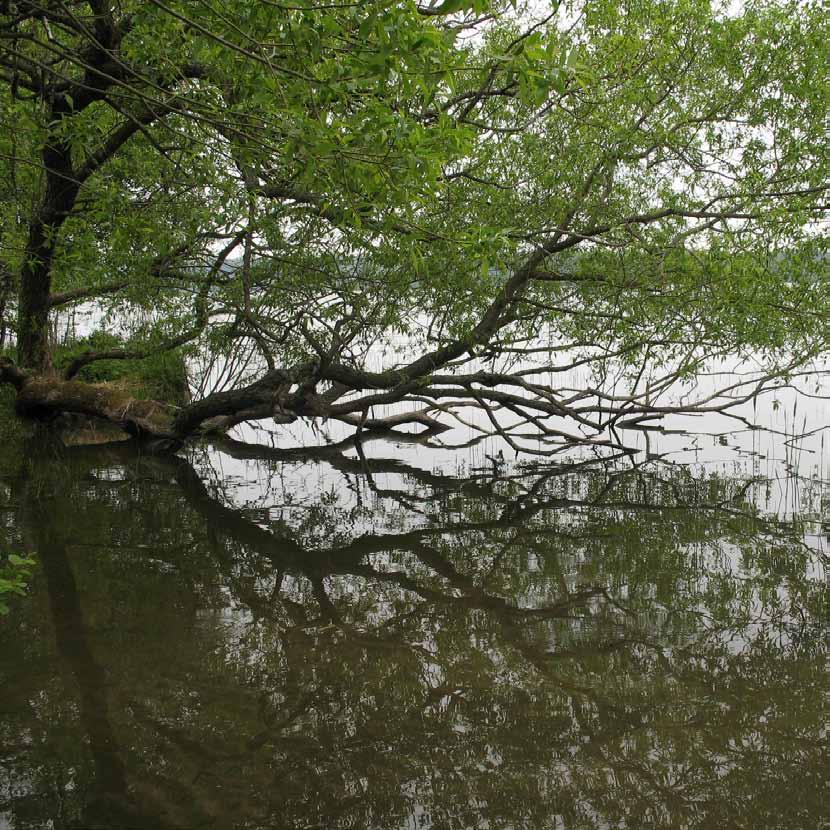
<box><xmin>0</xmin><ymin>0</ymin><xmax>827</xmax><ymax>387</ymax></box>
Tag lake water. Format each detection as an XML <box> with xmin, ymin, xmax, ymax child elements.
<box><xmin>0</xmin><ymin>368</ymin><xmax>828</xmax><ymax>829</ymax></box>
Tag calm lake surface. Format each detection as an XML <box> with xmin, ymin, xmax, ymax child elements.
<box><xmin>0</xmin><ymin>376</ymin><xmax>828</xmax><ymax>829</ymax></box>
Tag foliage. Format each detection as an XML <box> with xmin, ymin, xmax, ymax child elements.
<box><xmin>0</xmin><ymin>551</ymin><xmax>35</xmax><ymax>614</ymax></box>
<box><xmin>54</xmin><ymin>332</ymin><xmax>190</xmax><ymax>404</ymax></box>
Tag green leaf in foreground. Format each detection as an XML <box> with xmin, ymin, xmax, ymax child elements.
<box><xmin>0</xmin><ymin>553</ymin><xmax>36</xmax><ymax>615</ymax></box>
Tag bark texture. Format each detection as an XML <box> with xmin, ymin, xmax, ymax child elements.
<box><xmin>14</xmin><ymin>376</ymin><xmax>177</xmax><ymax>441</ymax></box>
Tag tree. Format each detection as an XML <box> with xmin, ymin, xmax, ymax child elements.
<box><xmin>0</xmin><ymin>0</ymin><xmax>827</xmax><ymax>449</ymax></box>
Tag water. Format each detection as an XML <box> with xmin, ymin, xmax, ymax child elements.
<box><xmin>0</xmin><ymin>383</ymin><xmax>828</xmax><ymax>829</ymax></box>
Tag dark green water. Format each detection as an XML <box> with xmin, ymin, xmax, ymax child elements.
<box><xmin>0</xmin><ymin>431</ymin><xmax>827</xmax><ymax>829</ymax></box>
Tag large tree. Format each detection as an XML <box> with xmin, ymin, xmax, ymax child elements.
<box><xmin>0</xmin><ymin>0</ymin><xmax>827</xmax><ymax>449</ymax></box>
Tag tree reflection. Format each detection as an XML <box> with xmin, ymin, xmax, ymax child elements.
<box><xmin>0</xmin><ymin>434</ymin><xmax>825</xmax><ymax>829</ymax></box>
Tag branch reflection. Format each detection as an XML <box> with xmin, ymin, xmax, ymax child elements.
<box><xmin>0</xmin><ymin>433</ymin><xmax>825</xmax><ymax>829</ymax></box>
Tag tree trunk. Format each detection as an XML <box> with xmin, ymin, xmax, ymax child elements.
<box><xmin>17</xmin><ymin>244</ymin><xmax>54</xmax><ymax>373</ymax></box>
<box><xmin>14</xmin><ymin>377</ymin><xmax>178</xmax><ymax>442</ymax></box>
<box><xmin>17</xmin><ymin>134</ymin><xmax>80</xmax><ymax>373</ymax></box>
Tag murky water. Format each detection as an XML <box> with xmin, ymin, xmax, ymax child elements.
<box><xmin>0</xmin><ymin>389</ymin><xmax>828</xmax><ymax>828</ymax></box>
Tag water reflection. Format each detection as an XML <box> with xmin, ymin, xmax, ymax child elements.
<box><xmin>0</xmin><ymin>432</ymin><xmax>826</xmax><ymax>829</ymax></box>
